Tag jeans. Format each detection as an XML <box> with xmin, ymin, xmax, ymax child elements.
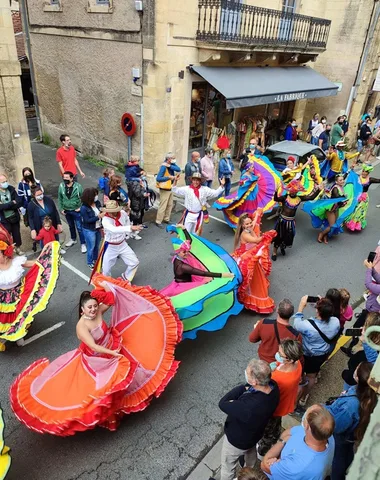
<box><xmin>83</xmin><ymin>228</ymin><xmax>101</xmax><ymax>265</ymax></box>
<box><xmin>331</xmin><ymin>436</ymin><xmax>354</xmax><ymax>479</ymax></box>
<box><xmin>224</xmin><ymin>178</ymin><xmax>231</xmax><ymax>196</ymax></box>
<box><xmin>65</xmin><ymin>210</ymin><xmax>85</xmax><ymax>244</ymax></box>
<box><xmin>311</xmin><ymin>136</ymin><xmax>319</xmax><ymax>145</ymax></box>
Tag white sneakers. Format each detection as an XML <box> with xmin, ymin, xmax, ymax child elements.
<box><xmin>65</xmin><ymin>239</ymin><xmax>77</xmax><ymax>247</ymax></box>
<box><xmin>133</xmin><ymin>234</ymin><xmax>142</xmax><ymax>240</ymax></box>
<box><xmin>81</xmin><ymin>244</ymin><xmax>87</xmax><ymax>253</ymax></box>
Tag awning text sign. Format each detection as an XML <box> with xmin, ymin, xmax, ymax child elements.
<box><xmin>274</xmin><ymin>92</ymin><xmax>308</xmax><ymax>102</ymax></box>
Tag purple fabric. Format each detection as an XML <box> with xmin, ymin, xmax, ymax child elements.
<box><xmin>365</xmin><ymin>268</ymin><xmax>380</xmax><ymax>312</ymax></box>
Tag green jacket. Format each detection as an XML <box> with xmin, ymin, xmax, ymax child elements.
<box><xmin>58</xmin><ymin>182</ymin><xmax>83</xmax><ymax>211</ymax></box>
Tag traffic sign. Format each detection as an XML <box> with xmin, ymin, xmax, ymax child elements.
<box><xmin>121</xmin><ymin>113</ymin><xmax>136</xmax><ymax>137</ymax></box>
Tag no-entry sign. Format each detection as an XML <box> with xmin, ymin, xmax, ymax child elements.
<box><xmin>121</xmin><ymin>113</ymin><xmax>136</xmax><ymax>137</ymax></box>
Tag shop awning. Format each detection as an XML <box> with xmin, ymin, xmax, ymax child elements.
<box><xmin>190</xmin><ymin>66</ymin><xmax>339</xmax><ymax>109</ymax></box>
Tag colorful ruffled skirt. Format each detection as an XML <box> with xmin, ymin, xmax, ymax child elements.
<box><xmin>345</xmin><ymin>192</ymin><xmax>369</xmax><ymax>231</ymax></box>
<box><xmin>232</xmin><ymin>231</ymin><xmax>276</xmax><ymax>314</ymax></box>
<box><xmin>0</xmin><ymin>407</ymin><xmax>10</xmax><ymax>479</ymax></box>
<box><xmin>10</xmin><ymin>276</ymin><xmax>182</xmax><ymax>436</ymax></box>
<box><xmin>0</xmin><ymin>241</ymin><xmax>60</xmax><ymax>344</ymax></box>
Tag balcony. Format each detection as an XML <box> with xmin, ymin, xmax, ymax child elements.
<box><xmin>196</xmin><ymin>0</ymin><xmax>331</xmax><ymax>54</ymax></box>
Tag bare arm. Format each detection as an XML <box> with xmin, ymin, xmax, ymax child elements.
<box><xmin>76</xmin><ymin>322</ymin><xmax>121</xmax><ymax>356</ymax></box>
<box><xmin>58</xmin><ymin>161</ymin><xmax>64</xmax><ymax>176</ymax></box>
<box><xmin>75</xmin><ymin>156</ymin><xmax>85</xmax><ymax>178</ymax></box>
<box><xmin>21</xmin><ymin>260</ymin><xmax>36</xmax><ymax>269</ymax></box>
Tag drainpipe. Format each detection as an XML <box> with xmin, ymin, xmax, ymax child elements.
<box><xmin>18</xmin><ymin>0</ymin><xmax>42</xmax><ymax>140</ymax></box>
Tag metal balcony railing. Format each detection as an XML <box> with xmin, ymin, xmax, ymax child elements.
<box><xmin>196</xmin><ymin>0</ymin><xmax>331</xmax><ymax>51</ymax></box>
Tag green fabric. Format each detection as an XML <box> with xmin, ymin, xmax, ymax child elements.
<box><xmin>331</xmin><ymin>123</ymin><xmax>343</xmax><ymax>146</ymax></box>
<box><xmin>58</xmin><ymin>182</ymin><xmax>83</xmax><ymax>211</ymax></box>
<box><xmin>0</xmin><ymin>190</ymin><xmax>14</xmax><ymax>219</ymax></box>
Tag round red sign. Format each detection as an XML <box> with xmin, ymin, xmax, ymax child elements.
<box><xmin>121</xmin><ymin>113</ymin><xmax>136</xmax><ymax>137</ymax></box>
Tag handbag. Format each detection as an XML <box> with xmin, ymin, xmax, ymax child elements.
<box><xmin>5</xmin><ymin>212</ymin><xmax>19</xmax><ymax>224</ymax></box>
<box><xmin>217</xmin><ymin>128</ymin><xmax>230</xmax><ymax>150</ymax></box>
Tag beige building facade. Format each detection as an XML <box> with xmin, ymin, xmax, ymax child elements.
<box><xmin>24</xmin><ymin>0</ymin><xmax>380</xmax><ymax>173</ymax></box>
<box><xmin>0</xmin><ymin>0</ymin><xmax>33</xmax><ymax>183</ymax></box>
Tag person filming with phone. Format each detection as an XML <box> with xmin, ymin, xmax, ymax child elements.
<box><xmin>293</xmin><ymin>296</ymin><xmax>341</xmax><ymax>406</ymax></box>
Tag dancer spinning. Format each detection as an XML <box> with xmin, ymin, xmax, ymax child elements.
<box><xmin>10</xmin><ymin>276</ymin><xmax>182</xmax><ymax>436</ymax></box>
<box><xmin>100</xmin><ymin>201</ymin><xmax>143</xmax><ymax>281</ymax></box>
<box><xmin>172</xmin><ymin>172</ymin><xmax>224</xmax><ymax>234</ymax></box>
<box><xmin>0</xmin><ymin>226</ymin><xmax>60</xmax><ymax>351</ymax></box>
<box><xmin>321</xmin><ymin>142</ymin><xmax>358</xmax><ymax>180</ymax></box>
<box><xmin>232</xmin><ymin>209</ymin><xmax>276</xmax><ymax>313</ymax></box>
<box><xmin>317</xmin><ymin>175</ymin><xmax>347</xmax><ymax>243</ymax></box>
<box><xmin>272</xmin><ymin>180</ymin><xmax>321</xmax><ymax>261</ymax></box>
<box><xmin>345</xmin><ymin>164</ymin><xmax>380</xmax><ymax>231</ymax></box>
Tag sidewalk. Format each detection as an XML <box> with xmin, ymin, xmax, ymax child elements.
<box><xmin>186</xmin><ymin>305</ymin><xmax>362</xmax><ymax>480</ymax></box>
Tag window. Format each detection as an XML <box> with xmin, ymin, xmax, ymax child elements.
<box><xmin>87</xmin><ymin>0</ymin><xmax>113</xmax><ymax>13</ymax></box>
<box><xmin>50</xmin><ymin>0</ymin><xmax>59</xmax><ymax>4</ymax></box>
<box><xmin>43</xmin><ymin>0</ymin><xmax>62</xmax><ymax>12</ymax></box>
<box><xmin>282</xmin><ymin>0</ymin><xmax>296</xmax><ymax>14</ymax></box>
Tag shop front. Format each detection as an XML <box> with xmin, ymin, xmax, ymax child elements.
<box><xmin>187</xmin><ymin>65</ymin><xmax>339</xmax><ymax>161</ymax></box>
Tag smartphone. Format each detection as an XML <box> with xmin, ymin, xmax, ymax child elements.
<box><xmin>345</xmin><ymin>328</ymin><xmax>362</xmax><ymax>337</ymax></box>
<box><xmin>307</xmin><ymin>296</ymin><xmax>319</xmax><ymax>303</ymax></box>
<box><xmin>368</xmin><ymin>251</ymin><xmax>376</xmax><ymax>263</ymax></box>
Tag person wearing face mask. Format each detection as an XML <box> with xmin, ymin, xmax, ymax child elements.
<box><xmin>155</xmin><ymin>152</ymin><xmax>181</xmax><ymax>228</ymax></box>
<box><xmin>17</xmin><ymin>167</ymin><xmax>43</xmax><ymax>227</ymax></box>
<box><xmin>330</xmin><ymin>116</ymin><xmax>345</xmax><ymax>147</ymax></box>
<box><xmin>219</xmin><ymin>149</ymin><xmax>235</xmax><ymax>196</ymax></box>
<box><xmin>80</xmin><ymin>188</ymin><xmax>104</xmax><ymax>269</ymax></box>
<box><xmin>284</xmin><ymin>119</ymin><xmax>298</xmax><ymax>141</ymax></box>
<box><xmin>257</xmin><ymin>339</ymin><xmax>303</xmax><ymax>458</ymax></box>
<box><xmin>214</xmin><ymin>359</ymin><xmax>279</xmax><ymax>480</ymax></box>
<box><xmin>28</xmin><ymin>186</ymin><xmax>63</xmax><ymax>249</ymax></box>
<box><xmin>0</xmin><ymin>173</ymin><xmax>23</xmax><ymax>255</ymax></box>
<box><xmin>261</xmin><ymin>404</ymin><xmax>335</xmax><ymax>480</ymax></box>
<box><xmin>58</xmin><ymin>171</ymin><xmax>86</xmax><ymax>252</ymax></box>
<box><xmin>200</xmin><ymin>148</ymin><xmax>215</xmax><ymax>187</ymax></box>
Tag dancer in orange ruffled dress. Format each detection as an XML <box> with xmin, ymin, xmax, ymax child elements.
<box><xmin>232</xmin><ymin>209</ymin><xmax>277</xmax><ymax>314</ymax></box>
<box><xmin>10</xmin><ymin>275</ymin><xmax>182</xmax><ymax>436</ymax></box>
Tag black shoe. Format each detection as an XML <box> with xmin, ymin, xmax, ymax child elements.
<box><xmin>280</xmin><ymin>247</ymin><xmax>286</xmax><ymax>256</ymax></box>
<box><xmin>271</xmin><ymin>254</ymin><xmax>277</xmax><ymax>261</ymax></box>
<box><xmin>155</xmin><ymin>223</ymin><xmax>165</xmax><ymax>229</ymax></box>
<box><xmin>32</xmin><ymin>242</ymin><xmax>37</xmax><ymax>253</ymax></box>
<box><xmin>340</xmin><ymin>346</ymin><xmax>352</xmax><ymax>357</ymax></box>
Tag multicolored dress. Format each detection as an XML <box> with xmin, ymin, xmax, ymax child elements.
<box><xmin>161</xmin><ymin>226</ymin><xmax>243</xmax><ymax>340</ymax></box>
<box><xmin>0</xmin><ymin>406</ymin><xmax>10</xmax><ymax>479</ymax></box>
<box><xmin>232</xmin><ymin>215</ymin><xmax>276</xmax><ymax>314</ymax></box>
<box><xmin>213</xmin><ymin>155</ymin><xmax>282</xmax><ymax>229</ymax></box>
<box><xmin>303</xmin><ymin>170</ymin><xmax>362</xmax><ymax>236</ymax></box>
<box><xmin>345</xmin><ymin>175</ymin><xmax>380</xmax><ymax>231</ymax></box>
<box><xmin>10</xmin><ymin>276</ymin><xmax>182</xmax><ymax>436</ymax></box>
<box><xmin>0</xmin><ymin>241</ymin><xmax>60</xmax><ymax>346</ymax></box>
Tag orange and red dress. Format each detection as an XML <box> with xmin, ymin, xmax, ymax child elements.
<box><xmin>10</xmin><ymin>275</ymin><xmax>182</xmax><ymax>436</ymax></box>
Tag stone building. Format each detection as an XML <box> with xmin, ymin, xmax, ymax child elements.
<box><xmin>0</xmin><ymin>0</ymin><xmax>33</xmax><ymax>183</ymax></box>
<box><xmin>23</xmin><ymin>0</ymin><xmax>380</xmax><ymax>173</ymax></box>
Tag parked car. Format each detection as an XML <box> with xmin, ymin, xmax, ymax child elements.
<box><xmin>265</xmin><ymin>141</ymin><xmax>326</xmax><ymax>172</ymax></box>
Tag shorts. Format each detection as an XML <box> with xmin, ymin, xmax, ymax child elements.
<box><xmin>304</xmin><ymin>353</ymin><xmax>328</xmax><ymax>374</ymax></box>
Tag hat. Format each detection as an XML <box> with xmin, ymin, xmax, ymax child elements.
<box><xmin>104</xmin><ymin>200</ymin><xmax>122</xmax><ymax>213</ymax></box>
<box><xmin>362</xmin><ymin>164</ymin><xmax>374</xmax><ymax>173</ymax></box>
<box><xmin>191</xmin><ymin>172</ymin><xmax>202</xmax><ymax>179</ymax></box>
<box><xmin>335</xmin><ymin>140</ymin><xmax>345</xmax><ymax>147</ymax></box>
<box><xmin>287</xmin><ymin>156</ymin><xmax>296</xmax><ymax>163</ymax></box>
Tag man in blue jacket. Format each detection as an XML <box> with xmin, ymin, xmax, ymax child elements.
<box><xmin>155</xmin><ymin>153</ymin><xmax>181</xmax><ymax>228</ymax></box>
<box><xmin>185</xmin><ymin>152</ymin><xmax>201</xmax><ymax>185</ymax></box>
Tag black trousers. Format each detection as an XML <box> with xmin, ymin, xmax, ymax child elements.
<box><xmin>1</xmin><ymin>220</ymin><xmax>22</xmax><ymax>247</ymax></box>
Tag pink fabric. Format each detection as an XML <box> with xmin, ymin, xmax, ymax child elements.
<box><xmin>200</xmin><ymin>156</ymin><xmax>215</xmax><ymax>181</ymax></box>
<box><xmin>161</xmin><ymin>279</ymin><xmax>206</xmax><ymax>297</ymax></box>
<box><xmin>374</xmin><ymin>246</ymin><xmax>380</xmax><ymax>274</ymax></box>
<box><xmin>340</xmin><ymin>305</ymin><xmax>353</xmax><ymax>328</ymax></box>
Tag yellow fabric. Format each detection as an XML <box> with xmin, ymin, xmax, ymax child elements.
<box><xmin>0</xmin><ymin>407</ymin><xmax>10</xmax><ymax>480</ymax></box>
<box><xmin>156</xmin><ymin>167</ymin><xmax>172</xmax><ymax>190</ymax></box>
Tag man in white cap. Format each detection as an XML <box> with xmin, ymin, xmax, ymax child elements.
<box><xmin>101</xmin><ymin>200</ymin><xmax>143</xmax><ymax>281</ymax></box>
<box><xmin>172</xmin><ymin>172</ymin><xmax>225</xmax><ymax>234</ymax></box>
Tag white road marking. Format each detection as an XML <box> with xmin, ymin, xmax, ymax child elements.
<box><xmin>61</xmin><ymin>258</ymin><xmax>91</xmax><ymax>282</ymax></box>
<box><xmin>21</xmin><ymin>321</ymin><xmax>66</xmax><ymax>346</ymax></box>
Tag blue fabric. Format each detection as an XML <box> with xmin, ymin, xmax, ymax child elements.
<box><xmin>284</xmin><ymin>125</ymin><xmax>293</xmax><ymax>141</ymax></box>
<box><xmin>224</xmin><ymin>178</ymin><xmax>231</xmax><ymax>196</ymax></box>
<box><xmin>293</xmin><ymin>313</ymin><xmax>340</xmax><ymax>356</ymax></box>
<box><xmin>125</xmin><ymin>164</ymin><xmax>142</xmax><ymax>181</ymax></box>
<box><xmin>319</xmin><ymin>131</ymin><xmax>330</xmax><ymax>151</ymax></box>
<box><xmin>267</xmin><ymin>425</ymin><xmax>335</xmax><ymax>480</ymax></box>
<box><xmin>80</xmin><ymin>202</ymin><xmax>101</xmax><ymax>231</ymax></box>
<box><xmin>17</xmin><ymin>180</ymin><xmax>43</xmax><ymax>209</ymax></box>
<box><xmin>98</xmin><ymin>177</ymin><xmax>110</xmax><ymax>196</ymax></box>
<box><xmin>218</xmin><ymin>158</ymin><xmax>235</xmax><ymax>178</ymax></box>
<box><xmin>27</xmin><ymin>197</ymin><xmax>61</xmax><ymax>233</ymax></box>
<box><xmin>83</xmin><ymin>228</ymin><xmax>101</xmax><ymax>265</ymax></box>
<box><xmin>363</xmin><ymin>342</ymin><xmax>379</xmax><ymax>362</ymax></box>
<box><xmin>325</xmin><ymin>386</ymin><xmax>359</xmax><ymax>438</ymax></box>
<box><xmin>157</xmin><ymin>163</ymin><xmax>181</xmax><ymax>183</ymax></box>
<box><xmin>310</xmin><ymin>136</ymin><xmax>319</xmax><ymax>145</ymax></box>
<box><xmin>65</xmin><ymin>210</ymin><xmax>85</xmax><ymax>244</ymax></box>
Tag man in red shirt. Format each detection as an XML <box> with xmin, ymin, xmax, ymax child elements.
<box><xmin>249</xmin><ymin>298</ymin><xmax>302</xmax><ymax>363</ymax></box>
<box><xmin>56</xmin><ymin>134</ymin><xmax>85</xmax><ymax>180</ymax></box>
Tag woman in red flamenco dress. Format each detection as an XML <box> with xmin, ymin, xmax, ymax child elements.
<box><xmin>232</xmin><ymin>208</ymin><xmax>277</xmax><ymax>314</ymax></box>
<box><xmin>10</xmin><ymin>275</ymin><xmax>182</xmax><ymax>436</ymax></box>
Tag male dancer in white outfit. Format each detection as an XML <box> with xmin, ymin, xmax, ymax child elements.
<box><xmin>172</xmin><ymin>172</ymin><xmax>225</xmax><ymax>234</ymax></box>
<box><xmin>101</xmin><ymin>201</ymin><xmax>143</xmax><ymax>281</ymax></box>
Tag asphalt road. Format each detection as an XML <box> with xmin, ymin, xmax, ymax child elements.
<box><xmin>1</xmin><ymin>141</ymin><xmax>380</xmax><ymax>480</ymax></box>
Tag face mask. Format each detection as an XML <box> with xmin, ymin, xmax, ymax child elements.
<box><xmin>171</xmin><ymin>159</ymin><xmax>177</xmax><ymax>164</ymax></box>
<box><xmin>244</xmin><ymin>370</ymin><xmax>249</xmax><ymax>384</ymax></box>
<box><xmin>0</xmin><ymin>182</ymin><xmax>8</xmax><ymax>189</ymax></box>
<box><xmin>226</xmin><ymin>154</ymin><xmax>231</xmax><ymax>159</ymax></box>
<box><xmin>322</xmin><ymin>120</ymin><xmax>327</xmax><ymax>124</ymax></box>
<box><xmin>292</xmin><ymin>123</ymin><xmax>297</xmax><ymax>127</ymax></box>
<box><xmin>36</xmin><ymin>194</ymin><xmax>44</xmax><ymax>201</ymax></box>
<box><xmin>63</xmin><ymin>179</ymin><xmax>71</xmax><ymax>185</ymax></box>
<box><xmin>94</xmin><ymin>195</ymin><xmax>99</xmax><ymax>202</ymax></box>
<box><xmin>275</xmin><ymin>352</ymin><xmax>285</xmax><ymax>364</ymax></box>
<box><xmin>24</xmin><ymin>174</ymin><xmax>32</xmax><ymax>179</ymax></box>
<box><xmin>249</xmin><ymin>144</ymin><xmax>255</xmax><ymax>150</ymax></box>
